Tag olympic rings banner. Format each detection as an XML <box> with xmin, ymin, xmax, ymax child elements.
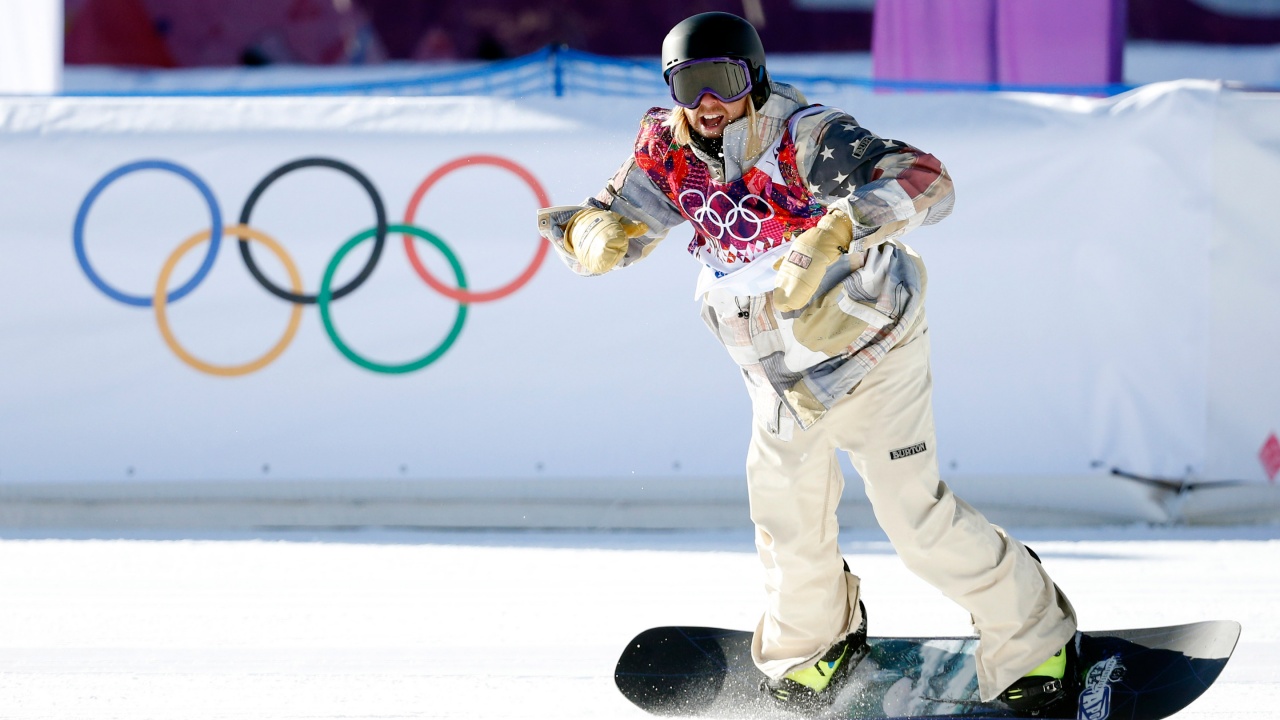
<box><xmin>0</xmin><ymin>87</ymin><xmax>1278</xmax><ymax>491</ymax></box>
<box><xmin>0</xmin><ymin>93</ymin><xmax>756</xmax><ymax>484</ymax></box>
<box><xmin>72</xmin><ymin>155</ymin><xmax>551</xmax><ymax>376</ymax></box>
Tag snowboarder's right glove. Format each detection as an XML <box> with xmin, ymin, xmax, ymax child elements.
<box><xmin>773</xmin><ymin>208</ymin><xmax>853</xmax><ymax>312</ymax></box>
<box><xmin>561</xmin><ymin>208</ymin><xmax>649</xmax><ymax>274</ymax></box>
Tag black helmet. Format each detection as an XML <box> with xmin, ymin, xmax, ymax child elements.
<box><xmin>661</xmin><ymin>12</ymin><xmax>771</xmax><ymax>108</ymax></box>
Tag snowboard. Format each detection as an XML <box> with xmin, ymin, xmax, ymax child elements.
<box><xmin>615</xmin><ymin>620</ymin><xmax>1240</xmax><ymax>719</ymax></box>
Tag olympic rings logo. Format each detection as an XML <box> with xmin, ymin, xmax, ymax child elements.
<box><xmin>73</xmin><ymin>155</ymin><xmax>550</xmax><ymax>376</ymax></box>
<box><xmin>678</xmin><ymin>189</ymin><xmax>775</xmax><ymax>245</ymax></box>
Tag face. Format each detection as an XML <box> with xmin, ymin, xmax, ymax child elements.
<box><xmin>681</xmin><ymin>93</ymin><xmax>749</xmax><ymax>139</ymax></box>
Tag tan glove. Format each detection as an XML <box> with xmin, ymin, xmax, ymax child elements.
<box><xmin>562</xmin><ymin>208</ymin><xmax>649</xmax><ymax>274</ymax></box>
<box><xmin>773</xmin><ymin>209</ymin><xmax>853</xmax><ymax>312</ymax></box>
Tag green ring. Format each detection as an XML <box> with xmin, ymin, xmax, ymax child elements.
<box><xmin>318</xmin><ymin>223</ymin><xmax>467</xmax><ymax>374</ymax></box>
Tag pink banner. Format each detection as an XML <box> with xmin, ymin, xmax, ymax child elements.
<box><xmin>872</xmin><ymin>0</ymin><xmax>1124</xmax><ymax>87</ymax></box>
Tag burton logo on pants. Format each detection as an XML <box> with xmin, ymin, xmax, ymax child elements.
<box><xmin>889</xmin><ymin>442</ymin><xmax>927</xmax><ymax>460</ymax></box>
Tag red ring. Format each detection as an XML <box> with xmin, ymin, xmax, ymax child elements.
<box><xmin>403</xmin><ymin>155</ymin><xmax>552</xmax><ymax>303</ymax></box>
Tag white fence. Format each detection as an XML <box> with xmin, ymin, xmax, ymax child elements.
<box><xmin>1</xmin><ymin>80</ymin><xmax>1278</xmax><ymax>528</ymax></box>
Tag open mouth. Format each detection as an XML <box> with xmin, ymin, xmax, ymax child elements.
<box><xmin>698</xmin><ymin>113</ymin><xmax>726</xmax><ymax>134</ymax></box>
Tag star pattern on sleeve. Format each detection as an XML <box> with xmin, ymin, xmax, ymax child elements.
<box><xmin>806</xmin><ymin>114</ymin><xmax>894</xmax><ymax>200</ymax></box>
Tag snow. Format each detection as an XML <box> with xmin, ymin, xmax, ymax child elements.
<box><xmin>0</xmin><ymin>524</ymin><xmax>1277</xmax><ymax>719</ymax></box>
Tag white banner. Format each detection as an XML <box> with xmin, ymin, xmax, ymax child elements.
<box><xmin>0</xmin><ymin>82</ymin><xmax>1276</xmax><ymax>486</ymax></box>
<box><xmin>0</xmin><ymin>0</ymin><xmax>61</xmax><ymax>94</ymax></box>
<box><xmin>1206</xmin><ymin>89</ymin><xmax>1280</xmax><ymax>484</ymax></box>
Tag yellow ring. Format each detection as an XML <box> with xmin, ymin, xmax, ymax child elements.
<box><xmin>154</xmin><ymin>224</ymin><xmax>304</xmax><ymax>377</ymax></box>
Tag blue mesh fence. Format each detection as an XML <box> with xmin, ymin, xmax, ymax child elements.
<box><xmin>61</xmin><ymin>45</ymin><xmax>1137</xmax><ymax>98</ymax></box>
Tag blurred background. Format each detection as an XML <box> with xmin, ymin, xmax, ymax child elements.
<box><xmin>53</xmin><ymin>0</ymin><xmax>1280</xmax><ymax>66</ymax></box>
<box><xmin>0</xmin><ymin>0</ymin><xmax>1273</xmax><ymax>98</ymax></box>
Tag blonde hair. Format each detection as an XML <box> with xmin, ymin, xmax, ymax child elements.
<box><xmin>663</xmin><ymin>101</ymin><xmax>759</xmax><ymax>148</ymax></box>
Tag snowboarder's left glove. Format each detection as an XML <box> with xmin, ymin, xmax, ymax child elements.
<box><xmin>561</xmin><ymin>208</ymin><xmax>650</xmax><ymax>274</ymax></box>
<box><xmin>773</xmin><ymin>209</ymin><xmax>853</xmax><ymax>312</ymax></box>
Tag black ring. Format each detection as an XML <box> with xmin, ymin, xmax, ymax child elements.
<box><xmin>237</xmin><ymin>157</ymin><xmax>388</xmax><ymax>305</ymax></box>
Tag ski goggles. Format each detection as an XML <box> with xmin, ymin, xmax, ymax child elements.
<box><xmin>666</xmin><ymin>57</ymin><xmax>754</xmax><ymax>109</ymax></box>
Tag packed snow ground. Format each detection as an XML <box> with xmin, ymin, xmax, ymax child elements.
<box><xmin>1</xmin><ymin>524</ymin><xmax>1276</xmax><ymax>719</ymax></box>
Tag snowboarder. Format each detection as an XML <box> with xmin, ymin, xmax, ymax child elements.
<box><xmin>537</xmin><ymin>11</ymin><xmax>1077</xmax><ymax>714</ymax></box>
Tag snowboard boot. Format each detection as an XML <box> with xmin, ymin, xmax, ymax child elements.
<box><xmin>760</xmin><ymin>601</ymin><xmax>869</xmax><ymax>712</ymax></box>
<box><xmin>997</xmin><ymin>641</ymin><xmax>1076</xmax><ymax>714</ymax></box>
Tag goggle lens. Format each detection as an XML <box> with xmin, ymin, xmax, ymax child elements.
<box><xmin>667</xmin><ymin>58</ymin><xmax>753</xmax><ymax>109</ymax></box>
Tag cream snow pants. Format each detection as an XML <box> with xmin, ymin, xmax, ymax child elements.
<box><xmin>746</xmin><ymin>317</ymin><xmax>1077</xmax><ymax>702</ymax></box>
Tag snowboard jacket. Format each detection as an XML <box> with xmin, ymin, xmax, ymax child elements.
<box><xmin>537</xmin><ymin>82</ymin><xmax>954</xmax><ymax>430</ymax></box>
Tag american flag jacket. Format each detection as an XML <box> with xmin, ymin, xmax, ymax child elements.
<box><xmin>537</xmin><ymin>82</ymin><xmax>954</xmax><ymax>432</ymax></box>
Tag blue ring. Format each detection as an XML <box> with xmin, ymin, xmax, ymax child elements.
<box><xmin>73</xmin><ymin>160</ymin><xmax>222</xmax><ymax>307</ymax></box>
